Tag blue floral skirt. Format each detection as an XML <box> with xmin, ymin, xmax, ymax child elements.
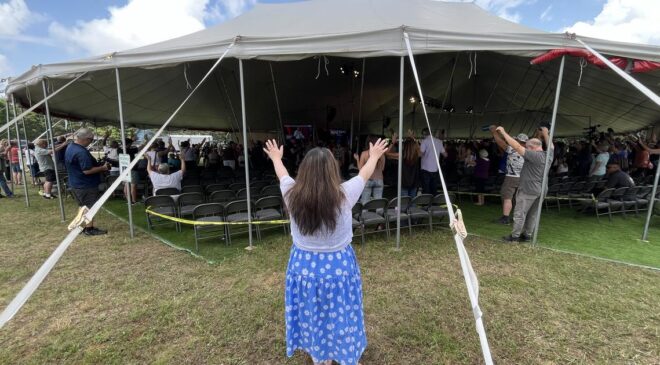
<box><xmin>285</xmin><ymin>244</ymin><xmax>367</xmax><ymax>365</ymax></box>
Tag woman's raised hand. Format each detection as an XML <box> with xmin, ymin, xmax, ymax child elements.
<box><xmin>263</xmin><ymin>139</ymin><xmax>284</xmax><ymax>160</ymax></box>
<box><xmin>368</xmin><ymin>138</ymin><xmax>389</xmax><ymax>159</ymax></box>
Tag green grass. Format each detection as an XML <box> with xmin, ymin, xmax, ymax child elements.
<box><xmin>453</xmin><ymin>196</ymin><xmax>660</xmax><ymax>268</ymax></box>
<box><xmin>0</xmin><ymin>187</ymin><xmax>659</xmax><ymax>364</ymax></box>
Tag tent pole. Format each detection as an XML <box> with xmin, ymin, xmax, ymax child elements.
<box><xmin>239</xmin><ymin>59</ymin><xmax>254</xmax><ymax>250</ymax></box>
<box><xmin>10</xmin><ymin>96</ymin><xmax>30</xmax><ymax>207</ymax></box>
<box><xmin>642</xmin><ymin>158</ymin><xmax>660</xmax><ymax>241</ymax></box>
<box><xmin>4</xmin><ymin>101</ymin><xmax>13</xmax><ymax>190</ymax></box>
<box><xmin>268</xmin><ymin>62</ymin><xmax>285</xmax><ymax>142</ymax></box>
<box><xmin>115</xmin><ymin>68</ymin><xmax>135</xmax><ymax>239</ymax></box>
<box><xmin>42</xmin><ymin>80</ymin><xmax>66</xmax><ymax>222</ymax></box>
<box><xmin>531</xmin><ymin>56</ymin><xmax>565</xmax><ymax>246</ymax></box>
<box><xmin>396</xmin><ymin>56</ymin><xmax>404</xmax><ymax>250</ymax></box>
<box><xmin>0</xmin><ymin>73</ymin><xmax>87</xmax><ymax>136</ymax></box>
<box><xmin>354</xmin><ymin>59</ymin><xmax>366</xmax><ymax>152</ymax></box>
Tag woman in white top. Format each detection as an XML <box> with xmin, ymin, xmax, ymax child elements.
<box><xmin>263</xmin><ymin>138</ymin><xmax>389</xmax><ymax>365</ymax></box>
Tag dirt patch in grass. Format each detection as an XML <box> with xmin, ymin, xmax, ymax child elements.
<box><xmin>0</xmin><ymin>190</ymin><xmax>659</xmax><ymax>364</ymax></box>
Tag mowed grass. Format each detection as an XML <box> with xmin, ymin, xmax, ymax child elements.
<box><xmin>0</xmin><ymin>187</ymin><xmax>659</xmax><ymax>364</ymax></box>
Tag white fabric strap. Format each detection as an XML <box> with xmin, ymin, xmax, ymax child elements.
<box><xmin>0</xmin><ymin>72</ymin><xmax>87</xmax><ymax>135</ymax></box>
<box><xmin>404</xmin><ymin>32</ymin><xmax>493</xmax><ymax>365</ymax></box>
<box><xmin>576</xmin><ymin>39</ymin><xmax>660</xmax><ymax>107</ymax></box>
<box><xmin>0</xmin><ymin>40</ymin><xmax>236</xmax><ymax>329</ymax></box>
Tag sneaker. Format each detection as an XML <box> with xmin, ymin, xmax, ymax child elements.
<box><xmin>38</xmin><ymin>190</ymin><xmax>45</xmax><ymax>196</ymax></box>
<box><xmin>502</xmin><ymin>235</ymin><xmax>519</xmax><ymax>243</ymax></box>
<box><xmin>83</xmin><ymin>227</ymin><xmax>108</xmax><ymax>236</ymax></box>
<box><xmin>495</xmin><ymin>216</ymin><xmax>510</xmax><ymax>225</ymax></box>
<box><xmin>518</xmin><ymin>234</ymin><xmax>531</xmax><ymax>243</ymax></box>
<box><xmin>43</xmin><ymin>195</ymin><xmax>55</xmax><ymax>200</ymax></box>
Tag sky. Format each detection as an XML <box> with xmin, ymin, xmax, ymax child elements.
<box><xmin>0</xmin><ymin>0</ymin><xmax>658</xmax><ymax>90</ymax></box>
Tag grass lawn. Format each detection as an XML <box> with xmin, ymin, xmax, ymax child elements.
<box><xmin>1</xmin><ymin>187</ymin><xmax>659</xmax><ymax>364</ymax></box>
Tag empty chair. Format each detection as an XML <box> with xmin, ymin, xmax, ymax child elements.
<box><xmin>407</xmin><ymin>194</ymin><xmax>434</xmax><ymax>232</ymax></box>
<box><xmin>608</xmin><ymin>187</ymin><xmax>629</xmax><ymax>217</ymax></box>
<box><xmin>635</xmin><ymin>186</ymin><xmax>653</xmax><ymax>212</ymax></box>
<box><xmin>254</xmin><ymin>196</ymin><xmax>287</xmax><ymax>241</ymax></box>
<box><xmin>224</xmin><ymin>200</ymin><xmax>254</xmax><ymax>245</ymax></box>
<box><xmin>361</xmin><ymin>198</ymin><xmax>388</xmax><ymax>238</ymax></box>
<box><xmin>229</xmin><ymin>182</ymin><xmax>246</xmax><ymax>192</ymax></box>
<box><xmin>385</xmin><ymin>196</ymin><xmax>412</xmax><ymax>236</ymax></box>
<box><xmin>236</xmin><ymin>187</ymin><xmax>255</xmax><ymax>199</ymax></box>
<box><xmin>178</xmin><ymin>192</ymin><xmax>205</xmax><ymax>219</ymax></box>
<box><xmin>250</xmin><ymin>181</ymin><xmax>270</xmax><ymax>192</ymax></box>
<box><xmin>544</xmin><ymin>184</ymin><xmax>561</xmax><ymax>211</ymax></box>
<box><xmin>192</xmin><ymin>203</ymin><xmax>226</xmax><ymax>252</ymax></box>
<box><xmin>260</xmin><ymin>185</ymin><xmax>281</xmax><ymax>197</ymax></box>
<box><xmin>352</xmin><ymin>202</ymin><xmax>365</xmax><ymax>245</ymax></box>
<box><xmin>154</xmin><ymin>187</ymin><xmax>180</xmax><ymax>196</ymax></box>
<box><xmin>144</xmin><ymin>195</ymin><xmax>179</xmax><ymax>231</ymax></box>
<box><xmin>429</xmin><ymin>193</ymin><xmax>453</xmax><ymax>229</ymax></box>
<box><xmin>206</xmin><ymin>183</ymin><xmax>228</xmax><ymax>195</ymax></box>
<box><xmin>209</xmin><ymin>190</ymin><xmax>236</xmax><ymax>205</ymax></box>
<box><xmin>579</xmin><ymin>188</ymin><xmax>614</xmax><ymax>222</ymax></box>
<box><xmin>182</xmin><ymin>185</ymin><xmax>204</xmax><ymax>194</ymax></box>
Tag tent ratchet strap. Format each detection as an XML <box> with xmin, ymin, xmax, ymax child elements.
<box><xmin>403</xmin><ymin>32</ymin><xmax>494</xmax><ymax>365</ymax></box>
<box><xmin>0</xmin><ymin>39</ymin><xmax>237</xmax><ymax>329</ymax></box>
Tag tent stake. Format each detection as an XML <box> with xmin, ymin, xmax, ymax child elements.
<box><xmin>115</xmin><ymin>68</ymin><xmax>135</xmax><ymax>239</ymax></box>
<box><xmin>532</xmin><ymin>56</ymin><xmax>565</xmax><ymax>246</ymax></box>
<box><xmin>41</xmin><ymin>81</ymin><xmax>66</xmax><ymax>222</ymax></box>
<box><xmin>239</xmin><ymin>59</ymin><xmax>254</xmax><ymax>250</ymax></box>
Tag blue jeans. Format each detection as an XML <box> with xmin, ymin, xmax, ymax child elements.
<box><xmin>360</xmin><ymin>179</ymin><xmax>384</xmax><ymax>204</ymax></box>
<box><xmin>0</xmin><ymin>173</ymin><xmax>13</xmax><ymax>196</ymax></box>
<box><xmin>402</xmin><ymin>187</ymin><xmax>417</xmax><ymax>198</ymax></box>
<box><xmin>421</xmin><ymin>170</ymin><xmax>439</xmax><ymax>195</ymax></box>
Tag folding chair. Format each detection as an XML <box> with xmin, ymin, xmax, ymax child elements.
<box><xmin>352</xmin><ymin>202</ymin><xmax>365</xmax><ymax>245</ymax></box>
<box><xmin>178</xmin><ymin>192</ymin><xmax>205</xmax><ymax>220</ymax></box>
<box><xmin>361</xmin><ymin>198</ymin><xmax>388</xmax><ymax>238</ymax></box>
<box><xmin>145</xmin><ymin>195</ymin><xmax>179</xmax><ymax>231</ymax></box>
<box><xmin>224</xmin><ymin>200</ymin><xmax>254</xmax><ymax>245</ymax></box>
<box><xmin>182</xmin><ymin>185</ymin><xmax>204</xmax><ymax>194</ymax></box>
<box><xmin>254</xmin><ymin>196</ymin><xmax>287</xmax><ymax>241</ymax></box>
<box><xmin>385</xmin><ymin>196</ymin><xmax>412</xmax><ymax>236</ymax></box>
<box><xmin>260</xmin><ymin>185</ymin><xmax>281</xmax><ymax>197</ymax></box>
<box><xmin>407</xmin><ymin>194</ymin><xmax>434</xmax><ymax>232</ymax></box>
<box><xmin>429</xmin><ymin>193</ymin><xmax>453</xmax><ymax>230</ymax></box>
<box><xmin>209</xmin><ymin>190</ymin><xmax>236</xmax><ymax>206</ymax></box>
<box><xmin>192</xmin><ymin>203</ymin><xmax>226</xmax><ymax>252</ymax></box>
<box><xmin>154</xmin><ymin>187</ymin><xmax>180</xmax><ymax>196</ymax></box>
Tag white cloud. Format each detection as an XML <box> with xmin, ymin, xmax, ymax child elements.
<box><xmin>48</xmin><ymin>0</ymin><xmax>255</xmax><ymax>56</ymax></box>
<box><xmin>474</xmin><ymin>0</ymin><xmax>527</xmax><ymax>23</ymax></box>
<box><xmin>0</xmin><ymin>54</ymin><xmax>11</xmax><ymax>94</ymax></box>
<box><xmin>566</xmin><ymin>0</ymin><xmax>660</xmax><ymax>45</ymax></box>
<box><xmin>540</xmin><ymin>5</ymin><xmax>552</xmax><ymax>22</ymax></box>
<box><xmin>0</xmin><ymin>0</ymin><xmax>32</xmax><ymax>36</ymax></box>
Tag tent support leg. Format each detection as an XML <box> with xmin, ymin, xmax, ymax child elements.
<box><xmin>642</xmin><ymin>154</ymin><xmax>660</xmax><ymax>241</ymax></box>
<box><xmin>268</xmin><ymin>62</ymin><xmax>285</xmax><ymax>143</ymax></box>
<box><xmin>10</xmin><ymin>96</ymin><xmax>30</xmax><ymax>207</ymax></box>
<box><xmin>531</xmin><ymin>56</ymin><xmax>565</xmax><ymax>246</ymax></box>
<box><xmin>395</xmin><ymin>56</ymin><xmax>404</xmax><ymax>250</ymax></box>
<box><xmin>41</xmin><ymin>80</ymin><xmax>66</xmax><ymax>222</ymax></box>
<box><xmin>239</xmin><ymin>59</ymin><xmax>254</xmax><ymax>250</ymax></box>
<box><xmin>115</xmin><ymin>68</ymin><xmax>135</xmax><ymax>239</ymax></box>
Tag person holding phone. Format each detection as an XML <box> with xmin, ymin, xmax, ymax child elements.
<box><xmin>264</xmin><ymin>138</ymin><xmax>389</xmax><ymax>365</ymax></box>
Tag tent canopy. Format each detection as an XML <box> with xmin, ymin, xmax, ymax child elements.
<box><xmin>6</xmin><ymin>0</ymin><xmax>660</xmax><ymax>137</ymax></box>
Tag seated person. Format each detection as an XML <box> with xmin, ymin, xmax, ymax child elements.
<box><xmin>606</xmin><ymin>162</ymin><xmax>634</xmax><ymax>189</ymax></box>
<box><xmin>146</xmin><ymin>153</ymin><xmax>186</xmax><ymax>195</ymax></box>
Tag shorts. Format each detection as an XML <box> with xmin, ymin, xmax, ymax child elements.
<box><xmin>72</xmin><ymin>187</ymin><xmax>101</xmax><ymax>208</ymax></box>
<box><xmin>43</xmin><ymin>169</ymin><xmax>56</xmax><ymax>183</ymax></box>
<box><xmin>11</xmin><ymin>164</ymin><xmax>21</xmax><ymax>173</ymax></box>
<box><xmin>500</xmin><ymin>176</ymin><xmax>520</xmax><ymax>200</ymax></box>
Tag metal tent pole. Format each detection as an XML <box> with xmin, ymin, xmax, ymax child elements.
<box><xmin>10</xmin><ymin>96</ymin><xmax>30</xmax><ymax>207</ymax></box>
<box><xmin>395</xmin><ymin>56</ymin><xmax>404</xmax><ymax>250</ymax></box>
<box><xmin>531</xmin><ymin>56</ymin><xmax>565</xmax><ymax>246</ymax></box>
<box><xmin>642</xmin><ymin>159</ymin><xmax>660</xmax><ymax>241</ymax></box>
<box><xmin>115</xmin><ymin>68</ymin><xmax>135</xmax><ymax>238</ymax></box>
<box><xmin>4</xmin><ymin>101</ymin><xmax>12</xmax><ymax>190</ymax></box>
<box><xmin>268</xmin><ymin>62</ymin><xmax>285</xmax><ymax>142</ymax></box>
<box><xmin>239</xmin><ymin>59</ymin><xmax>254</xmax><ymax>250</ymax></box>
<box><xmin>42</xmin><ymin>80</ymin><xmax>66</xmax><ymax>222</ymax></box>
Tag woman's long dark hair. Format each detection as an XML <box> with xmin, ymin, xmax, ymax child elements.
<box><xmin>285</xmin><ymin>147</ymin><xmax>344</xmax><ymax>235</ymax></box>
<box><xmin>402</xmin><ymin>138</ymin><xmax>420</xmax><ymax>165</ymax></box>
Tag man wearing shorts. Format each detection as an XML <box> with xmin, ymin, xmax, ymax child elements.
<box><xmin>491</xmin><ymin>126</ymin><xmax>527</xmax><ymax>224</ymax></box>
<box><xmin>65</xmin><ymin>128</ymin><xmax>111</xmax><ymax>236</ymax></box>
<box><xmin>35</xmin><ymin>138</ymin><xmax>68</xmax><ymax>199</ymax></box>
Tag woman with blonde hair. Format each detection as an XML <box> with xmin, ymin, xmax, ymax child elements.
<box><xmin>264</xmin><ymin>138</ymin><xmax>389</xmax><ymax>365</ymax></box>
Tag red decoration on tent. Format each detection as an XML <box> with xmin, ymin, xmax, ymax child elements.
<box><xmin>530</xmin><ymin>48</ymin><xmax>660</xmax><ymax>73</ymax></box>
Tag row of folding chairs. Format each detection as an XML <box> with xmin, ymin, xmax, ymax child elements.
<box><xmin>578</xmin><ymin>186</ymin><xmax>656</xmax><ymax>222</ymax></box>
<box><xmin>144</xmin><ymin>194</ymin><xmax>287</xmax><ymax>252</ymax></box>
<box><xmin>351</xmin><ymin>193</ymin><xmax>455</xmax><ymax>244</ymax></box>
<box><xmin>545</xmin><ymin>180</ymin><xmax>607</xmax><ymax>211</ymax></box>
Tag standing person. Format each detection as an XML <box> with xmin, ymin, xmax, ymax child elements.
<box><xmin>419</xmin><ymin>128</ymin><xmax>447</xmax><ymax>195</ymax></box>
<box><xmin>8</xmin><ymin>141</ymin><xmax>22</xmax><ymax>185</ymax></box>
<box><xmin>263</xmin><ymin>137</ymin><xmax>389</xmax><ymax>365</ymax></box>
<box><xmin>494</xmin><ymin>126</ymin><xmax>553</xmax><ymax>243</ymax></box>
<box><xmin>473</xmin><ymin>149</ymin><xmax>490</xmax><ymax>206</ymax></box>
<box><xmin>490</xmin><ymin>126</ymin><xmax>527</xmax><ymax>224</ymax></box>
<box><xmin>65</xmin><ymin>128</ymin><xmax>110</xmax><ymax>236</ymax></box>
<box><xmin>354</xmin><ymin>136</ymin><xmax>386</xmax><ymax>204</ymax></box>
<box><xmin>0</xmin><ymin>141</ymin><xmax>13</xmax><ymax>198</ymax></box>
<box><xmin>589</xmin><ymin>143</ymin><xmax>609</xmax><ymax>181</ymax></box>
<box><xmin>35</xmin><ymin>139</ymin><xmax>68</xmax><ymax>200</ymax></box>
<box><xmin>401</xmin><ymin>137</ymin><xmax>421</xmax><ymax>198</ymax></box>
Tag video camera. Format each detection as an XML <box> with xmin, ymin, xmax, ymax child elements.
<box><xmin>583</xmin><ymin>124</ymin><xmax>601</xmax><ymax>141</ymax></box>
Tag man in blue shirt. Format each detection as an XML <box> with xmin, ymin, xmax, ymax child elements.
<box><xmin>65</xmin><ymin>128</ymin><xmax>111</xmax><ymax>236</ymax></box>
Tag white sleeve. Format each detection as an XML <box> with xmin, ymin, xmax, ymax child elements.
<box><xmin>280</xmin><ymin>175</ymin><xmax>295</xmax><ymax>197</ymax></box>
<box><xmin>341</xmin><ymin>175</ymin><xmax>366</xmax><ymax>207</ymax></box>
<box><xmin>420</xmin><ymin>139</ymin><xmax>427</xmax><ymax>154</ymax></box>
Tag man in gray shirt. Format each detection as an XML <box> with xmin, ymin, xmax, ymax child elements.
<box><xmin>35</xmin><ymin>138</ymin><xmax>68</xmax><ymax>199</ymax></box>
<box><xmin>495</xmin><ymin>126</ymin><xmax>553</xmax><ymax>242</ymax></box>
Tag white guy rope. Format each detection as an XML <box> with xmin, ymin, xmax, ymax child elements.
<box><xmin>0</xmin><ymin>40</ymin><xmax>236</xmax><ymax>329</ymax></box>
<box><xmin>404</xmin><ymin>32</ymin><xmax>493</xmax><ymax>365</ymax></box>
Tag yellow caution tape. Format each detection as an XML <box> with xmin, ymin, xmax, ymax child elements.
<box><xmin>145</xmin><ymin>207</ymin><xmax>290</xmax><ymax>226</ymax></box>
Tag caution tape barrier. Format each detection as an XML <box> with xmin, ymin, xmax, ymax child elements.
<box><xmin>145</xmin><ymin>207</ymin><xmax>290</xmax><ymax>226</ymax></box>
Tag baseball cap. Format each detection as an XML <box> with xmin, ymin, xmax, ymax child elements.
<box><xmin>516</xmin><ymin>133</ymin><xmax>529</xmax><ymax>142</ymax></box>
